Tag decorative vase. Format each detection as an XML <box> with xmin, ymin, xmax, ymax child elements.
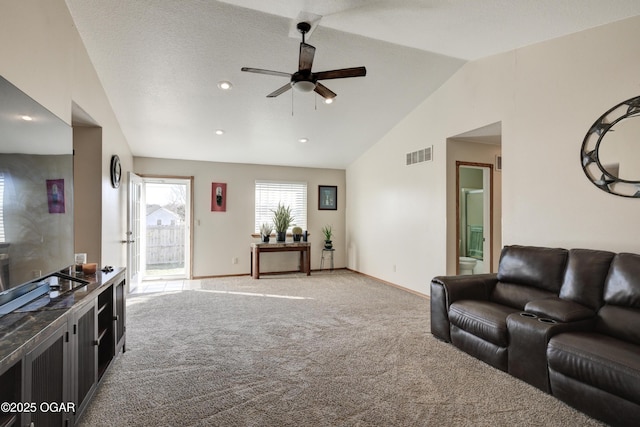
<box><xmin>324</xmin><ymin>240</ymin><xmax>333</xmax><ymax>250</ymax></box>
<box><xmin>276</xmin><ymin>231</ymin><xmax>286</xmax><ymax>242</ymax></box>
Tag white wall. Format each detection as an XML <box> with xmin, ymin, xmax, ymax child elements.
<box><xmin>4</xmin><ymin>2</ymin><xmax>640</xmax><ymax>291</ymax></box>
<box><xmin>134</xmin><ymin>157</ymin><xmax>346</xmax><ymax>277</ymax></box>
<box><xmin>347</xmin><ymin>15</ymin><xmax>640</xmax><ymax>296</ymax></box>
<box><xmin>0</xmin><ymin>0</ymin><xmax>133</xmax><ymax>268</ymax></box>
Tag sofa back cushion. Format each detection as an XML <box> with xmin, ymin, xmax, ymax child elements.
<box><xmin>496</xmin><ymin>245</ymin><xmax>568</xmax><ymax>291</ymax></box>
<box><xmin>490</xmin><ymin>246</ymin><xmax>568</xmax><ymax>308</ymax></box>
<box><xmin>490</xmin><ymin>283</ymin><xmax>556</xmax><ymax>310</ymax></box>
<box><xmin>490</xmin><ymin>245</ymin><xmax>568</xmax><ymax>310</ymax></box>
<box><xmin>596</xmin><ymin>252</ymin><xmax>640</xmax><ymax>345</ymax></box>
<box><xmin>559</xmin><ymin>248</ymin><xmax>615</xmax><ymax>310</ymax></box>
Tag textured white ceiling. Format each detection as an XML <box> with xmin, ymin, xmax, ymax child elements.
<box><xmin>65</xmin><ymin>0</ymin><xmax>640</xmax><ymax>169</ymax></box>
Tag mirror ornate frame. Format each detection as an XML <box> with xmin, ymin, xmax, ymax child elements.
<box><xmin>581</xmin><ymin>95</ymin><xmax>640</xmax><ymax>198</ymax></box>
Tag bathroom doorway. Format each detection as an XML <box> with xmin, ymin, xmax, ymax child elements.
<box><xmin>456</xmin><ymin>161</ymin><xmax>493</xmax><ymax>275</ymax></box>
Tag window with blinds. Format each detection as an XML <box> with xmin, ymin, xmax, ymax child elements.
<box><xmin>255</xmin><ymin>180</ymin><xmax>307</xmax><ymax>233</ymax></box>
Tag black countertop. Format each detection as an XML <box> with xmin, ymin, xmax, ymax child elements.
<box><xmin>0</xmin><ymin>267</ymin><xmax>125</xmax><ymax>370</ymax></box>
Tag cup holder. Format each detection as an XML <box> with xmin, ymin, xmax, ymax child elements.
<box><xmin>538</xmin><ymin>318</ymin><xmax>557</xmax><ymax>324</ymax></box>
<box><xmin>519</xmin><ymin>312</ymin><xmax>538</xmax><ymax>318</ymax></box>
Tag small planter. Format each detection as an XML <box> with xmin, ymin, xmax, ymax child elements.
<box><xmin>261</xmin><ymin>234</ymin><xmax>270</xmax><ymax>243</ymax></box>
<box><xmin>292</xmin><ymin>234</ymin><xmax>302</xmax><ymax>242</ymax></box>
<box><xmin>276</xmin><ymin>231</ymin><xmax>287</xmax><ymax>242</ymax></box>
<box><xmin>321</xmin><ymin>225</ymin><xmax>333</xmax><ymax>249</ymax></box>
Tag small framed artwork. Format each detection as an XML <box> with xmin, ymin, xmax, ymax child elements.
<box><xmin>46</xmin><ymin>179</ymin><xmax>65</xmax><ymax>214</ymax></box>
<box><xmin>318</xmin><ymin>185</ymin><xmax>337</xmax><ymax>210</ymax></box>
<box><xmin>211</xmin><ymin>182</ymin><xmax>227</xmax><ymax>212</ymax></box>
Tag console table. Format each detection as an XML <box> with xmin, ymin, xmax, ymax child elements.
<box><xmin>250</xmin><ymin>242</ymin><xmax>311</xmax><ymax>279</ymax></box>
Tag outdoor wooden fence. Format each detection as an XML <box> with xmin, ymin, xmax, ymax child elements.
<box><xmin>146</xmin><ymin>225</ymin><xmax>185</xmax><ymax>267</ymax></box>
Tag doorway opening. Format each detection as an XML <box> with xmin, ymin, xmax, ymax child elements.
<box><xmin>456</xmin><ymin>162</ymin><xmax>493</xmax><ymax>275</ymax></box>
<box><xmin>141</xmin><ymin>177</ymin><xmax>192</xmax><ymax>281</ymax></box>
<box><xmin>446</xmin><ymin>122</ymin><xmax>502</xmax><ymax>275</ymax></box>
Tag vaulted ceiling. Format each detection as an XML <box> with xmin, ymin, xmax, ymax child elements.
<box><xmin>65</xmin><ymin>0</ymin><xmax>640</xmax><ymax>168</ymax></box>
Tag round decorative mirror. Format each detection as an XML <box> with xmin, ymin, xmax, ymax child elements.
<box><xmin>581</xmin><ymin>95</ymin><xmax>640</xmax><ymax>198</ymax></box>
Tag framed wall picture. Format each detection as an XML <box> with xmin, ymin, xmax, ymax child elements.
<box><xmin>46</xmin><ymin>179</ymin><xmax>65</xmax><ymax>214</ymax></box>
<box><xmin>318</xmin><ymin>185</ymin><xmax>337</xmax><ymax>210</ymax></box>
<box><xmin>211</xmin><ymin>182</ymin><xmax>227</xmax><ymax>212</ymax></box>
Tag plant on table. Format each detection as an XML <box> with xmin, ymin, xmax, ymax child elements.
<box><xmin>259</xmin><ymin>222</ymin><xmax>273</xmax><ymax>243</ymax></box>
<box><xmin>292</xmin><ymin>226</ymin><xmax>303</xmax><ymax>242</ymax></box>
<box><xmin>271</xmin><ymin>203</ymin><xmax>294</xmax><ymax>242</ymax></box>
<box><xmin>322</xmin><ymin>225</ymin><xmax>333</xmax><ymax>249</ymax></box>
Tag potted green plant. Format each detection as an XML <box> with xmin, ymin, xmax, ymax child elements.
<box><xmin>292</xmin><ymin>226</ymin><xmax>303</xmax><ymax>242</ymax></box>
<box><xmin>322</xmin><ymin>225</ymin><xmax>333</xmax><ymax>249</ymax></box>
<box><xmin>271</xmin><ymin>203</ymin><xmax>294</xmax><ymax>242</ymax></box>
<box><xmin>259</xmin><ymin>223</ymin><xmax>273</xmax><ymax>243</ymax></box>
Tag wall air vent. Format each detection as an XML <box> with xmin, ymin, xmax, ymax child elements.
<box><xmin>406</xmin><ymin>146</ymin><xmax>433</xmax><ymax>166</ymax></box>
<box><xmin>495</xmin><ymin>155</ymin><xmax>502</xmax><ymax>171</ymax></box>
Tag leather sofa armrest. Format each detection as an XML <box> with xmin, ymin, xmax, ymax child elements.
<box><xmin>430</xmin><ymin>274</ymin><xmax>497</xmax><ymax>342</ymax></box>
<box><xmin>524</xmin><ymin>298</ymin><xmax>596</xmax><ymax>322</ymax></box>
<box><xmin>432</xmin><ymin>273</ymin><xmax>497</xmax><ymax>303</ymax></box>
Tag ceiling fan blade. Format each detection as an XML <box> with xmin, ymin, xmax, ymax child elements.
<box><xmin>314</xmin><ymin>83</ymin><xmax>336</xmax><ymax>100</ymax></box>
<box><xmin>299</xmin><ymin>42</ymin><xmax>316</xmax><ymax>72</ymax></box>
<box><xmin>241</xmin><ymin>67</ymin><xmax>291</xmax><ymax>78</ymax></box>
<box><xmin>314</xmin><ymin>66</ymin><xmax>367</xmax><ymax>80</ymax></box>
<box><xmin>267</xmin><ymin>83</ymin><xmax>293</xmax><ymax>98</ymax></box>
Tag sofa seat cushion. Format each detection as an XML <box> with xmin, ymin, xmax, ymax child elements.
<box><xmin>449</xmin><ymin>300</ymin><xmax>519</xmax><ymax>347</ymax></box>
<box><xmin>548</xmin><ymin>332</ymin><xmax>640</xmax><ymax>406</ymax></box>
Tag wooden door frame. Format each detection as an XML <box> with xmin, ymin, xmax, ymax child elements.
<box><xmin>138</xmin><ymin>174</ymin><xmax>194</xmax><ymax>280</ymax></box>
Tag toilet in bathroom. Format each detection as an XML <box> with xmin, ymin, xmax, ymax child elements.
<box><xmin>459</xmin><ymin>257</ymin><xmax>477</xmax><ymax>275</ymax></box>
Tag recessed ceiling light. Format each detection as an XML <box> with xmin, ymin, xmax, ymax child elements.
<box><xmin>217</xmin><ymin>81</ymin><xmax>232</xmax><ymax>90</ymax></box>
<box><xmin>21</xmin><ymin>115</ymin><xmax>33</xmax><ymax>121</ymax></box>
<box><xmin>298</xmin><ymin>138</ymin><xmax>309</xmax><ymax>143</ymax></box>
<box><xmin>215</xmin><ymin>129</ymin><xmax>225</xmax><ymax>135</ymax></box>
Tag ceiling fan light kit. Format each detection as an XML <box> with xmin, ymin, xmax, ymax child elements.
<box><xmin>241</xmin><ymin>21</ymin><xmax>366</xmax><ymax>101</ymax></box>
<box><xmin>292</xmin><ymin>80</ymin><xmax>316</xmax><ymax>93</ymax></box>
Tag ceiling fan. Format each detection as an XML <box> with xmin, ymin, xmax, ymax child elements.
<box><xmin>241</xmin><ymin>22</ymin><xmax>366</xmax><ymax>101</ymax></box>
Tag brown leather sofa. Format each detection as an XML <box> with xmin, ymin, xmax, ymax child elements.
<box><xmin>430</xmin><ymin>245</ymin><xmax>640</xmax><ymax>427</ymax></box>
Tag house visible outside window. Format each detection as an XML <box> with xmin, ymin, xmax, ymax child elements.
<box><xmin>255</xmin><ymin>180</ymin><xmax>307</xmax><ymax>233</ymax></box>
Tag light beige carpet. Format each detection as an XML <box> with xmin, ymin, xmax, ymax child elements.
<box><xmin>78</xmin><ymin>271</ymin><xmax>603</xmax><ymax>426</ymax></box>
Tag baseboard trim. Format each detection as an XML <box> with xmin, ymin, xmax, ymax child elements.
<box><xmin>345</xmin><ymin>268</ymin><xmax>429</xmax><ymax>300</ymax></box>
<box><xmin>192</xmin><ymin>273</ymin><xmax>248</xmax><ymax>279</ymax></box>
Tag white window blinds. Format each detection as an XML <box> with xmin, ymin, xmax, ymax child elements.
<box><xmin>255</xmin><ymin>180</ymin><xmax>307</xmax><ymax>233</ymax></box>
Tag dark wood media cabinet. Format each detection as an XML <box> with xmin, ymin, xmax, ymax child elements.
<box><xmin>0</xmin><ymin>268</ymin><xmax>126</xmax><ymax>427</ymax></box>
